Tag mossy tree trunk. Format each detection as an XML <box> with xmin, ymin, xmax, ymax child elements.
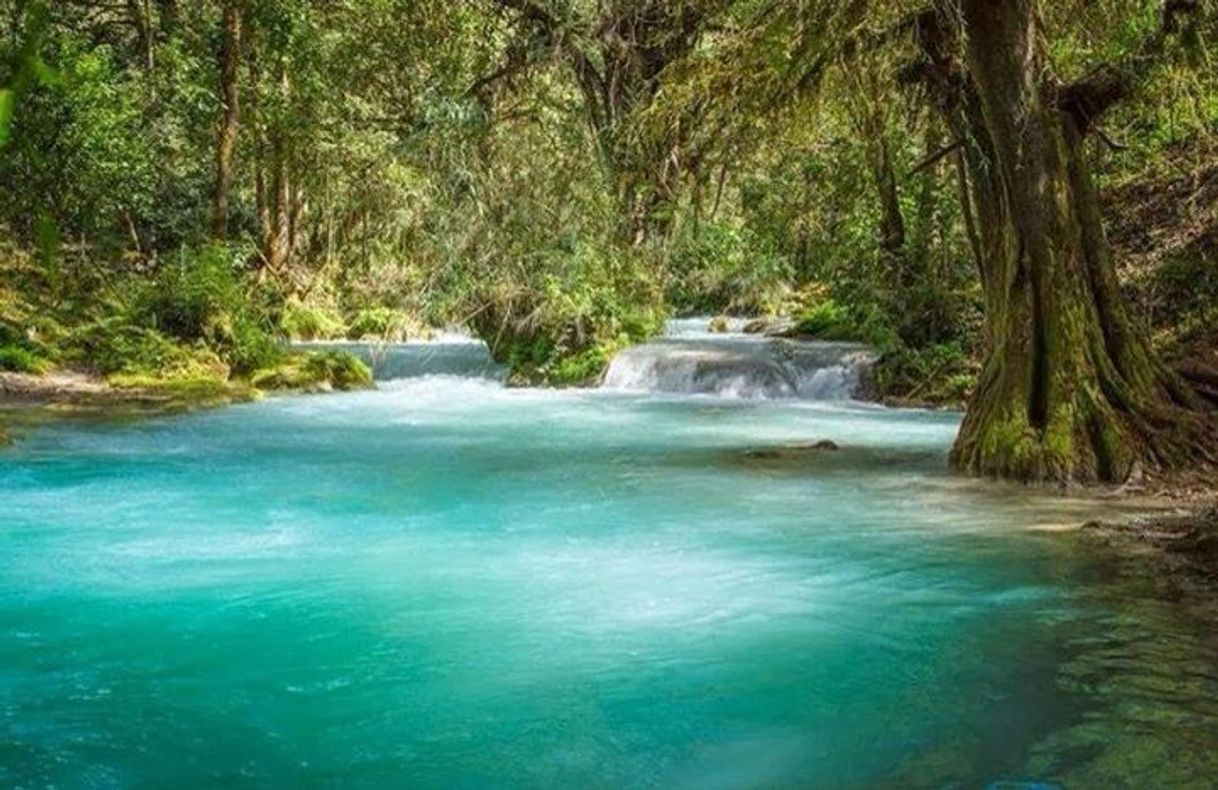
<box><xmin>935</xmin><ymin>0</ymin><xmax>1215</xmax><ymax>483</ymax></box>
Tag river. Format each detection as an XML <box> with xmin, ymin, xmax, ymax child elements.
<box><xmin>2</xmin><ymin>322</ymin><xmax>1217</xmax><ymax>787</ymax></box>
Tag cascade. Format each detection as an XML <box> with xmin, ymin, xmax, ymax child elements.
<box><xmin>602</xmin><ymin>319</ymin><xmax>874</xmax><ymax>400</ymax></box>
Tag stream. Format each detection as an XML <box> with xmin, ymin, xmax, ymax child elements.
<box><xmin>3</xmin><ymin>321</ymin><xmax>1218</xmax><ymax>787</ymax></box>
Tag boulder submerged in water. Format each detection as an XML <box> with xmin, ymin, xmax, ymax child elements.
<box><xmin>741</xmin><ymin>440</ymin><xmax>840</xmax><ymax>461</ymax></box>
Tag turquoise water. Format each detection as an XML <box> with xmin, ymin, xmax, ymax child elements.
<box><xmin>4</xmin><ymin>346</ymin><xmax>1218</xmax><ymax>787</ymax></box>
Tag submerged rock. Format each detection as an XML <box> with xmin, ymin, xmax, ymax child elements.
<box><xmin>1082</xmin><ymin>506</ymin><xmax>1218</xmax><ymax>587</ymax></box>
<box><xmin>741</xmin><ymin>440</ymin><xmax>840</xmax><ymax>460</ymax></box>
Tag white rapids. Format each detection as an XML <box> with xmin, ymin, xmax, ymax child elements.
<box><xmin>602</xmin><ymin>318</ymin><xmax>875</xmax><ymax>400</ymax></box>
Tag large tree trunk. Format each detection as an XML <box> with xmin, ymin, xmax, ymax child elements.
<box><xmin>210</xmin><ymin>0</ymin><xmax>241</xmax><ymax>240</ymax></box>
<box><xmin>946</xmin><ymin>0</ymin><xmax>1214</xmax><ymax>483</ymax></box>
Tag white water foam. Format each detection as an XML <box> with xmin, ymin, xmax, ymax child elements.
<box><xmin>603</xmin><ymin>320</ymin><xmax>874</xmax><ymax>400</ymax></box>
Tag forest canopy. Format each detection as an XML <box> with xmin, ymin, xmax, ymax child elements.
<box><xmin>2</xmin><ymin>0</ymin><xmax>1217</xmax><ymax>483</ymax></box>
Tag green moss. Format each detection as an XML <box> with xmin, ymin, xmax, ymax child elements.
<box><xmin>977</xmin><ymin>411</ymin><xmax>1042</xmax><ymax>476</ymax></box>
<box><xmin>106</xmin><ymin>374</ymin><xmax>258</xmax><ymax>408</ymax></box>
<box><xmin>1043</xmin><ymin>402</ymin><xmax>1078</xmax><ymax>472</ymax></box>
<box><xmin>281</xmin><ymin>299</ymin><xmax>347</xmax><ymax>341</ymax></box>
<box><xmin>346</xmin><ymin>308</ymin><xmax>418</xmax><ymax>341</ymax></box>
<box><xmin>251</xmin><ymin>350</ymin><xmax>373</xmax><ymax>393</ymax></box>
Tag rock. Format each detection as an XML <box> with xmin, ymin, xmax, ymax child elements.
<box><xmin>708</xmin><ymin>316</ymin><xmax>730</xmax><ymax>333</ymax></box>
<box><xmin>743</xmin><ymin>317</ymin><xmax>795</xmax><ymax>336</ymax></box>
<box><xmin>742</xmin><ymin>440</ymin><xmax>840</xmax><ymax>460</ymax></box>
<box><xmin>1</xmin><ymin>371</ymin><xmax>111</xmax><ymax>402</ymax></box>
<box><xmin>742</xmin><ymin>318</ymin><xmax>769</xmax><ymax>334</ymax></box>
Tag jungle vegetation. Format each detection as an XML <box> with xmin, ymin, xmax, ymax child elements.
<box><xmin>2</xmin><ymin>0</ymin><xmax>1217</xmax><ymax>484</ymax></box>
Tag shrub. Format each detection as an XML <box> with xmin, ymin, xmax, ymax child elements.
<box><xmin>346</xmin><ymin>307</ymin><xmax>414</xmax><ymax>341</ymax></box>
<box><xmin>62</xmin><ymin>319</ymin><xmax>229</xmax><ymax>381</ymax></box>
<box><xmin>868</xmin><ymin>342</ymin><xmax>978</xmax><ymax>406</ymax></box>
<box><xmin>792</xmin><ymin>299</ymin><xmax>860</xmax><ymax>341</ymax></box>
<box><xmin>666</xmin><ymin>223</ymin><xmax>792</xmax><ymax>315</ymax></box>
<box><xmin>134</xmin><ymin>244</ymin><xmax>282</xmax><ymax>374</ymax></box>
<box><xmin>251</xmin><ymin>350</ymin><xmax>373</xmax><ymax>393</ymax></box>
<box><xmin>471</xmin><ymin>241</ymin><xmax>666</xmax><ymax>386</ymax></box>
<box><xmin>281</xmin><ymin>299</ymin><xmax>347</xmax><ymax>341</ymax></box>
<box><xmin>0</xmin><ymin>344</ymin><xmax>50</xmax><ymax>374</ymax></box>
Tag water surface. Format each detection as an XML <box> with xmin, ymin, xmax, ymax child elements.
<box><xmin>3</xmin><ymin>338</ymin><xmax>1218</xmax><ymax>788</ymax></box>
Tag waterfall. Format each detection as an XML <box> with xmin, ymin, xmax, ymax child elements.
<box><xmin>298</xmin><ymin>338</ymin><xmax>504</xmax><ymax>382</ymax></box>
<box><xmin>602</xmin><ymin>320</ymin><xmax>874</xmax><ymax>400</ymax></box>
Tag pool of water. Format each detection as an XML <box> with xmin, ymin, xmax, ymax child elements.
<box><xmin>3</xmin><ymin>347</ymin><xmax>1218</xmax><ymax>787</ymax></box>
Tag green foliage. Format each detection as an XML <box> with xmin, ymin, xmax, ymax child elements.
<box><xmin>473</xmin><ymin>241</ymin><xmax>667</xmax><ymax>385</ymax></box>
<box><xmin>0</xmin><ymin>35</ymin><xmax>154</xmax><ymax>247</ymax></box>
<box><xmin>0</xmin><ymin>344</ymin><xmax>50</xmax><ymax>374</ymax></box>
<box><xmin>868</xmin><ymin>342</ymin><xmax>978</xmax><ymax>407</ymax></box>
<box><xmin>282</xmin><ymin>299</ymin><xmax>347</xmax><ymax>342</ymax></box>
<box><xmin>251</xmin><ymin>351</ymin><xmax>373</xmax><ymax>393</ymax></box>
<box><xmin>134</xmin><ymin>245</ymin><xmax>281</xmax><ymax>374</ymax></box>
<box><xmin>792</xmin><ymin>299</ymin><xmax>859</xmax><ymax>341</ymax></box>
<box><xmin>62</xmin><ymin>319</ymin><xmax>229</xmax><ymax>381</ymax></box>
<box><xmin>666</xmin><ymin>223</ymin><xmax>791</xmax><ymax>315</ymax></box>
<box><xmin>346</xmin><ymin>308</ymin><xmax>414</xmax><ymax>341</ymax></box>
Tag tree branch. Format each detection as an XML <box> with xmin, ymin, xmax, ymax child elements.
<box><xmin>1057</xmin><ymin>0</ymin><xmax>1205</xmax><ymax>132</ymax></box>
<box><xmin>909</xmin><ymin>138</ymin><xmax>962</xmax><ymax>176</ymax></box>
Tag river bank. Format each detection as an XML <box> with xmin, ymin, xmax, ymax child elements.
<box><xmin>0</xmin><ymin>370</ymin><xmax>256</xmax><ymax>447</ymax></box>
<box><xmin>0</xmin><ymin>346</ymin><xmax>374</xmax><ymax>447</ymax></box>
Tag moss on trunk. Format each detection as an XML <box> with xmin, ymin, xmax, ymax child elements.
<box><xmin>928</xmin><ymin>0</ymin><xmax>1217</xmax><ymax>484</ymax></box>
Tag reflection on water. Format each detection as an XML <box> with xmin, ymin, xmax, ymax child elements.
<box><xmin>1</xmin><ymin>342</ymin><xmax>1217</xmax><ymax>788</ymax></box>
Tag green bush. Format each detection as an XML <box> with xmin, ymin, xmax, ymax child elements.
<box><xmin>667</xmin><ymin>223</ymin><xmax>792</xmax><ymax>315</ymax></box>
<box><xmin>281</xmin><ymin>299</ymin><xmax>347</xmax><ymax>341</ymax></box>
<box><xmin>251</xmin><ymin>350</ymin><xmax>373</xmax><ymax>393</ymax></box>
<box><xmin>0</xmin><ymin>344</ymin><xmax>50</xmax><ymax>374</ymax></box>
<box><xmin>134</xmin><ymin>244</ymin><xmax>282</xmax><ymax>374</ymax></box>
<box><xmin>472</xmin><ymin>241</ymin><xmax>666</xmax><ymax>386</ymax></box>
<box><xmin>346</xmin><ymin>307</ymin><xmax>413</xmax><ymax>341</ymax></box>
<box><xmin>62</xmin><ymin>319</ymin><xmax>229</xmax><ymax>381</ymax></box>
<box><xmin>792</xmin><ymin>299</ymin><xmax>860</xmax><ymax>341</ymax></box>
<box><xmin>869</xmin><ymin>342</ymin><xmax>977</xmax><ymax>406</ymax></box>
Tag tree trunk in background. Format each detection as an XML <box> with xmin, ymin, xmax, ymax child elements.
<box><xmin>157</xmin><ymin>0</ymin><xmax>179</xmax><ymax>36</ymax></box>
<box><xmin>265</xmin><ymin>68</ymin><xmax>292</xmax><ymax>274</ymax></box>
<box><xmin>245</xmin><ymin>37</ymin><xmax>273</xmax><ymax>271</ymax></box>
<box><xmin>870</xmin><ymin>135</ymin><xmax>906</xmax><ymax>263</ymax></box>
<box><xmin>126</xmin><ymin>0</ymin><xmax>154</xmax><ymax>72</ymax></box>
<box><xmin>210</xmin><ymin>0</ymin><xmax>241</xmax><ymax>240</ymax></box>
<box><xmin>909</xmin><ymin>122</ymin><xmax>941</xmax><ymax>274</ymax></box>
<box><xmin>944</xmin><ymin>0</ymin><xmax>1214</xmax><ymax>483</ymax></box>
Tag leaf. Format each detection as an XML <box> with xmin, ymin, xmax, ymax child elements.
<box><xmin>0</xmin><ymin>89</ymin><xmax>13</xmax><ymax>148</ymax></box>
<box><xmin>34</xmin><ymin>212</ymin><xmax>62</xmax><ymax>288</ymax></box>
<box><xmin>30</xmin><ymin>56</ymin><xmax>63</xmax><ymax>88</ymax></box>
